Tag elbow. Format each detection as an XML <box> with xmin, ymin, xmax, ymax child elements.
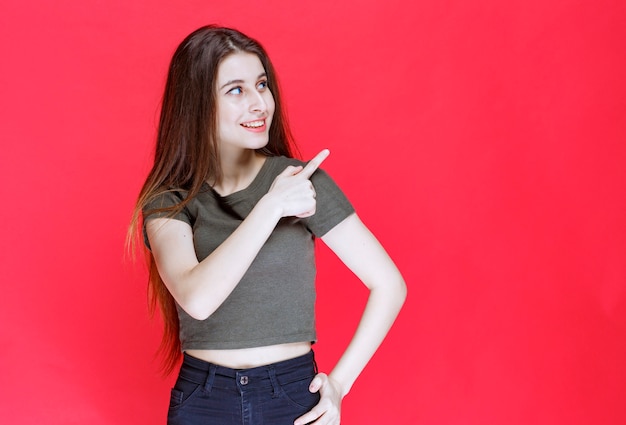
<box><xmin>165</xmin><ymin>273</ymin><xmax>223</xmax><ymax>321</ymax></box>
<box><xmin>370</xmin><ymin>273</ymin><xmax>407</xmax><ymax>311</ymax></box>
<box><xmin>177</xmin><ymin>297</ymin><xmax>216</xmax><ymax>321</ymax></box>
<box><xmin>386</xmin><ymin>272</ymin><xmax>407</xmax><ymax>311</ymax></box>
<box><xmin>389</xmin><ymin>268</ymin><xmax>407</xmax><ymax>302</ymax></box>
<box><xmin>396</xmin><ymin>277</ymin><xmax>408</xmax><ymax>308</ymax></box>
<box><xmin>187</xmin><ymin>309</ymin><xmax>212</xmax><ymax>322</ymax></box>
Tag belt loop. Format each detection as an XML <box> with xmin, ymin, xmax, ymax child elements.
<box><xmin>268</xmin><ymin>367</ymin><xmax>280</xmax><ymax>398</ymax></box>
<box><xmin>203</xmin><ymin>364</ymin><xmax>216</xmax><ymax>394</ymax></box>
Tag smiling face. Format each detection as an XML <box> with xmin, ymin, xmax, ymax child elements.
<box><xmin>215</xmin><ymin>52</ymin><xmax>276</xmax><ymax>157</ymax></box>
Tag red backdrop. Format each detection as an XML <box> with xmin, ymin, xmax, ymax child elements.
<box><xmin>1</xmin><ymin>1</ymin><xmax>625</xmax><ymax>424</ymax></box>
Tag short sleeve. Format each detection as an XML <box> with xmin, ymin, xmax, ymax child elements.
<box><xmin>304</xmin><ymin>168</ymin><xmax>355</xmax><ymax>237</ymax></box>
<box><xmin>142</xmin><ymin>190</ymin><xmax>192</xmax><ymax>250</ymax></box>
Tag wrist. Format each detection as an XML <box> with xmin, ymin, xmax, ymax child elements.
<box><xmin>327</xmin><ymin>373</ymin><xmax>350</xmax><ymax>398</ymax></box>
<box><xmin>256</xmin><ymin>194</ymin><xmax>284</xmax><ymax>221</ymax></box>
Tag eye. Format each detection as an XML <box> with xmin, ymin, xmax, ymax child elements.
<box><xmin>257</xmin><ymin>80</ymin><xmax>269</xmax><ymax>90</ymax></box>
<box><xmin>227</xmin><ymin>86</ymin><xmax>242</xmax><ymax>95</ymax></box>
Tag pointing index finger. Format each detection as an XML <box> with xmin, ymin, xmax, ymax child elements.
<box><xmin>299</xmin><ymin>149</ymin><xmax>330</xmax><ymax>179</ymax></box>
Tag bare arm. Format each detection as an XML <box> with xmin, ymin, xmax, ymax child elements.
<box><xmin>146</xmin><ymin>150</ymin><xmax>330</xmax><ymax>320</ymax></box>
<box><xmin>295</xmin><ymin>213</ymin><xmax>407</xmax><ymax>425</ymax></box>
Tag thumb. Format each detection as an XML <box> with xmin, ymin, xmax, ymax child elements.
<box><xmin>309</xmin><ymin>375</ymin><xmax>323</xmax><ymax>393</ymax></box>
<box><xmin>278</xmin><ymin>165</ymin><xmax>303</xmax><ymax>177</ymax></box>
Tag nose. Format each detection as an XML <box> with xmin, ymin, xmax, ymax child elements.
<box><xmin>249</xmin><ymin>90</ymin><xmax>268</xmax><ymax>113</ymax></box>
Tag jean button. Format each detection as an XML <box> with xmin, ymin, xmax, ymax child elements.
<box><xmin>240</xmin><ymin>375</ymin><xmax>249</xmax><ymax>385</ymax></box>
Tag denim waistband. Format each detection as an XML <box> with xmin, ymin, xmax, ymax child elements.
<box><xmin>178</xmin><ymin>350</ymin><xmax>317</xmax><ymax>392</ymax></box>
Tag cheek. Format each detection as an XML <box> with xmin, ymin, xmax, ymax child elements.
<box><xmin>217</xmin><ymin>103</ymin><xmax>238</xmax><ymax>125</ymax></box>
<box><xmin>216</xmin><ymin>111</ymin><xmax>236</xmax><ymax>138</ymax></box>
<box><xmin>267</xmin><ymin>94</ymin><xmax>276</xmax><ymax>118</ymax></box>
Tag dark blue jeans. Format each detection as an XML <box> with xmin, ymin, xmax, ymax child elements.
<box><xmin>167</xmin><ymin>351</ymin><xmax>321</xmax><ymax>425</ymax></box>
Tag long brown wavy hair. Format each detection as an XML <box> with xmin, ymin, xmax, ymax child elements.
<box><xmin>127</xmin><ymin>25</ymin><xmax>297</xmax><ymax>374</ymax></box>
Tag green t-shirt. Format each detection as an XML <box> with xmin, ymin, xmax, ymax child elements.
<box><xmin>144</xmin><ymin>155</ymin><xmax>354</xmax><ymax>350</ymax></box>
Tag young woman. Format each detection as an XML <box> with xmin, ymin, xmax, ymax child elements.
<box><xmin>129</xmin><ymin>25</ymin><xmax>406</xmax><ymax>425</ymax></box>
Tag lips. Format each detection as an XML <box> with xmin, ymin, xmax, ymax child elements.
<box><xmin>240</xmin><ymin>119</ymin><xmax>265</xmax><ymax>129</ymax></box>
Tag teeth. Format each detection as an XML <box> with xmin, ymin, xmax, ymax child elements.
<box><xmin>242</xmin><ymin>120</ymin><xmax>264</xmax><ymax>128</ymax></box>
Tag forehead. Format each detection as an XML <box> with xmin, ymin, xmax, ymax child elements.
<box><xmin>217</xmin><ymin>52</ymin><xmax>266</xmax><ymax>83</ymax></box>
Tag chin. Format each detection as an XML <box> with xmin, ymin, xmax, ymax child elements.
<box><xmin>247</xmin><ymin>135</ymin><xmax>270</xmax><ymax>150</ymax></box>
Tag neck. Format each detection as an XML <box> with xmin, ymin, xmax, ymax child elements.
<box><xmin>212</xmin><ymin>149</ymin><xmax>266</xmax><ymax>196</ymax></box>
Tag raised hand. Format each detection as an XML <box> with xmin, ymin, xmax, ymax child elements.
<box><xmin>298</xmin><ymin>149</ymin><xmax>330</xmax><ymax>180</ymax></box>
<box><xmin>265</xmin><ymin>149</ymin><xmax>330</xmax><ymax>218</ymax></box>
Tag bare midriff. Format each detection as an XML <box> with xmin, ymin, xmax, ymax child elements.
<box><xmin>185</xmin><ymin>341</ymin><xmax>312</xmax><ymax>369</ymax></box>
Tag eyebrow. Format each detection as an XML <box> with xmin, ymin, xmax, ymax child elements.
<box><xmin>219</xmin><ymin>73</ymin><xmax>267</xmax><ymax>90</ymax></box>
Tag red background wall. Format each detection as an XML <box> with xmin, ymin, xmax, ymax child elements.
<box><xmin>1</xmin><ymin>1</ymin><xmax>625</xmax><ymax>423</ymax></box>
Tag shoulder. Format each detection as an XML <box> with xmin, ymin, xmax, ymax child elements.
<box><xmin>144</xmin><ymin>187</ymin><xmax>190</xmax><ymax>209</ymax></box>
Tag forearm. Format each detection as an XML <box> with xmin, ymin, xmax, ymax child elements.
<box><xmin>160</xmin><ymin>196</ymin><xmax>282</xmax><ymax>320</ymax></box>
<box><xmin>293</xmin><ymin>280</ymin><xmax>405</xmax><ymax>425</ymax></box>
<box><xmin>329</xmin><ymin>279</ymin><xmax>407</xmax><ymax>396</ymax></box>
